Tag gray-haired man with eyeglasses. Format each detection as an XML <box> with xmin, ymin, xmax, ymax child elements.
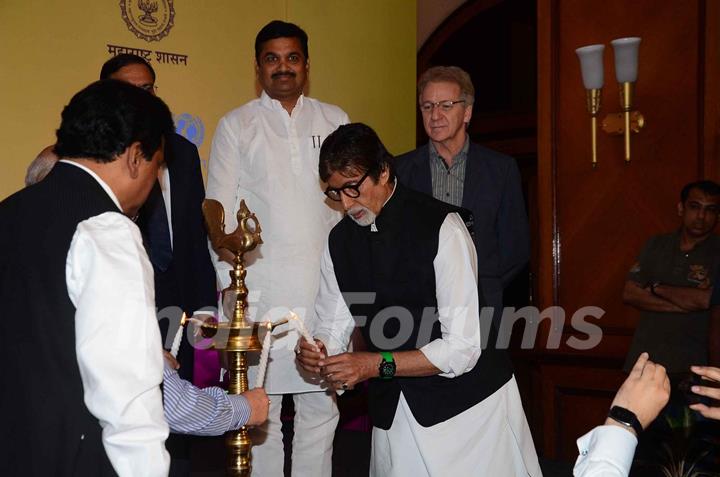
<box><xmin>395</xmin><ymin>65</ymin><xmax>529</xmax><ymax>333</ymax></box>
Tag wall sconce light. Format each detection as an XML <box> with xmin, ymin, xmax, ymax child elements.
<box><xmin>576</xmin><ymin>37</ymin><xmax>644</xmax><ymax>168</ymax></box>
<box><xmin>575</xmin><ymin>44</ymin><xmax>605</xmax><ymax>168</ymax></box>
<box><xmin>609</xmin><ymin>37</ymin><xmax>643</xmax><ymax>163</ymax></box>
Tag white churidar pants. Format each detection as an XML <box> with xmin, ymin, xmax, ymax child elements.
<box><xmin>250</xmin><ymin>390</ymin><xmax>338</xmax><ymax>476</ymax></box>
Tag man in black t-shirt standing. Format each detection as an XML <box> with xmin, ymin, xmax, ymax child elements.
<box><xmin>622</xmin><ymin>180</ymin><xmax>720</xmax><ymax>474</ymax></box>
<box><xmin>623</xmin><ymin>180</ymin><xmax>720</xmax><ymax>374</ymax></box>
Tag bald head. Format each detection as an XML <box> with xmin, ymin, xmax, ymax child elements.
<box><xmin>25</xmin><ymin>145</ymin><xmax>59</xmax><ymax>187</ymax></box>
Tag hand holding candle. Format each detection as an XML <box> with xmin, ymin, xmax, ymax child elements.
<box><xmin>289</xmin><ymin>311</ymin><xmax>319</xmax><ymax>352</ymax></box>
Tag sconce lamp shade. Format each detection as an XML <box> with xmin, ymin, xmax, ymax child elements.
<box><xmin>575</xmin><ymin>44</ymin><xmax>605</xmax><ymax>89</ymax></box>
<box><xmin>611</xmin><ymin>37</ymin><xmax>641</xmax><ymax>83</ymax></box>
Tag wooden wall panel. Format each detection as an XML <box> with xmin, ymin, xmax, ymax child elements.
<box><xmin>703</xmin><ymin>0</ymin><xmax>720</xmax><ymax>181</ymax></box>
<box><xmin>534</xmin><ymin>0</ymin><xmax>716</xmax><ymax>461</ymax></box>
<box><xmin>538</xmin><ymin>0</ymin><xmax>709</xmax><ymax>350</ymax></box>
<box><xmin>420</xmin><ymin>0</ymin><xmax>719</xmax><ymax>462</ymax></box>
<box><xmin>536</xmin><ymin>363</ymin><xmax>624</xmax><ymax>460</ymax></box>
<box><xmin>554</xmin><ymin>1</ymin><xmax>702</xmax><ymax>335</ymax></box>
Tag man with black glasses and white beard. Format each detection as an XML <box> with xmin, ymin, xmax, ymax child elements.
<box><xmin>297</xmin><ymin>123</ymin><xmax>541</xmax><ymax>476</ymax></box>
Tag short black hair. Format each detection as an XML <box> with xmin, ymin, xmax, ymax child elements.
<box><xmin>680</xmin><ymin>180</ymin><xmax>720</xmax><ymax>202</ymax></box>
<box><xmin>54</xmin><ymin>80</ymin><xmax>174</xmax><ymax>163</ymax></box>
<box><xmin>319</xmin><ymin>123</ymin><xmax>395</xmax><ymax>183</ymax></box>
<box><xmin>99</xmin><ymin>53</ymin><xmax>156</xmax><ymax>81</ymax></box>
<box><xmin>255</xmin><ymin>20</ymin><xmax>309</xmax><ymax>63</ymax></box>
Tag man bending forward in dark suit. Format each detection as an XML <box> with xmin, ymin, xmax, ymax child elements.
<box><xmin>395</xmin><ymin>66</ymin><xmax>529</xmax><ymax>329</ymax></box>
<box><xmin>101</xmin><ymin>54</ymin><xmax>220</xmax><ymax>476</ymax></box>
<box><xmin>98</xmin><ymin>54</ymin><xmax>218</xmax><ymax>381</ymax></box>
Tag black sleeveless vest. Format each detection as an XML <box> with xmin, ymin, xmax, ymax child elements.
<box><xmin>0</xmin><ymin>163</ymin><xmax>118</xmax><ymax>476</ymax></box>
<box><xmin>329</xmin><ymin>183</ymin><xmax>513</xmax><ymax>429</ymax></box>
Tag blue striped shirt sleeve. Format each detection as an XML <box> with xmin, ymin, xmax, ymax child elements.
<box><xmin>162</xmin><ymin>365</ymin><xmax>251</xmax><ymax>436</ymax></box>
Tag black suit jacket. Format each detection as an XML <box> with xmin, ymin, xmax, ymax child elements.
<box><xmin>395</xmin><ymin>141</ymin><xmax>529</xmax><ymax>310</ymax></box>
<box><xmin>0</xmin><ymin>163</ymin><xmax>118</xmax><ymax>476</ymax></box>
<box><xmin>138</xmin><ymin>133</ymin><xmax>217</xmax><ymax>381</ymax></box>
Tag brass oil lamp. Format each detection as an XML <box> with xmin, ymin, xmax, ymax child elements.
<box><xmin>201</xmin><ymin>198</ymin><xmax>263</xmax><ymax>476</ymax></box>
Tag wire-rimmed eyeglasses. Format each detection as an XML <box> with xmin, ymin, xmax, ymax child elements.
<box><xmin>420</xmin><ymin>99</ymin><xmax>466</xmax><ymax>113</ymax></box>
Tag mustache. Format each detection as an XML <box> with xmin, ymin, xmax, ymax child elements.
<box><xmin>271</xmin><ymin>71</ymin><xmax>296</xmax><ymax>79</ymax></box>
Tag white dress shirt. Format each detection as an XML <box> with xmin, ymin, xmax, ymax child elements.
<box><xmin>313</xmin><ymin>212</ymin><xmax>541</xmax><ymax>475</ymax></box>
<box><xmin>206</xmin><ymin>91</ymin><xmax>348</xmax><ymax>393</ymax></box>
<box><xmin>573</xmin><ymin>425</ymin><xmax>637</xmax><ymax>477</ymax></box>
<box><xmin>62</xmin><ymin>160</ymin><xmax>170</xmax><ymax>476</ymax></box>
<box><xmin>158</xmin><ymin>165</ymin><xmax>173</xmax><ymax>248</ymax></box>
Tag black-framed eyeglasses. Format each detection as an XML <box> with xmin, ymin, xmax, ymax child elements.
<box><xmin>420</xmin><ymin>99</ymin><xmax>466</xmax><ymax>113</ymax></box>
<box><xmin>324</xmin><ymin>169</ymin><xmax>372</xmax><ymax>201</ymax></box>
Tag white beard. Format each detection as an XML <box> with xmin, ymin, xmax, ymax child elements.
<box><xmin>347</xmin><ymin>206</ymin><xmax>376</xmax><ymax>227</ymax></box>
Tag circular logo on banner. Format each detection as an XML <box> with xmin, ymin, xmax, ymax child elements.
<box><xmin>175</xmin><ymin>113</ymin><xmax>205</xmax><ymax>148</ymax></box>
<box><xmin>120</xmin><ymin>0</ymin><xmax>175</xmax><ymax>42</ymax></box>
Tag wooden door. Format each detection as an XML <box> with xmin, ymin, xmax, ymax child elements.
<box><xmin>533</xmin><ymin>0</ymin><xmax>720</xmax><ymax>460</ymax></box>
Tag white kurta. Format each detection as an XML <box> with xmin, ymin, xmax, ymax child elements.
<box><xmin>62</xmin><ymin>161</ymin><xmax>170</xmax><ymax>476</ymax></box>
<box><xmin>314</xmin><ymin>212</ymin><xmax>542</xmax><ymax>476</ymax></box>
<box><xmin>206</xmin><ymin>92</ymin><xmax>348</xmax><ymax>393</ymax></box>
<box><xmin>573</xmin><ymin>425</ymin><xmax>637</xmax><ymax>477</ymax></box>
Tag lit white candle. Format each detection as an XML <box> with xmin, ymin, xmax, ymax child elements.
<box><xmin>170</xmin><ymin>313</ymin><xmax>187</xmax><ymax>358</ymax></box>
<box><xmin>289</xmin><ymin>311</ymin><xmax>319</xmax><ymax>351</ymax></box>
<box><xmin>254</xmin><ymin>322</ymin><xmax>273</xmax><ymax>388</ymax></box>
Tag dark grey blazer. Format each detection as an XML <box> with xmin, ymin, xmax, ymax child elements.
<box><xmin>394</xmin><ymin>141</ymin><xmax>529</xmax><ymax>309</ymax></box>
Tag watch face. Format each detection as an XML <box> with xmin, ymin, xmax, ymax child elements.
<box><xmin>379</xmin><ymin>360</ymin><xmax>396</xmax><ymax>379</ymax></box>
<box><xmin>610</xmin><ymin>406</ymin><xmax>635</xmax><ymax>425</ymax></box>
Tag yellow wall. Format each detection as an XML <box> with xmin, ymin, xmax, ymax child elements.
<box><xmin>0</xmin><ymin>0</ymin><xmax>416</xmax><ymax>199</ymax></box>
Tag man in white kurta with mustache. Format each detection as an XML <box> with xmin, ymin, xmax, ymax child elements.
<box><xmin>206</xmin><ymin>20</ymin><xmax>348</xmax><ymax>477</ymax></box>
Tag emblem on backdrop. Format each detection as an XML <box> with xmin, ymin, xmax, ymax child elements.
<box><xmin>175</xmin><ymin>113</ymin><xmax>205</xmax><ymax>148</ymax></box>
<box><xmin>120</xmin><ymin>0</ymin><xmax>175</xmax><ymax>42</ymax></box>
